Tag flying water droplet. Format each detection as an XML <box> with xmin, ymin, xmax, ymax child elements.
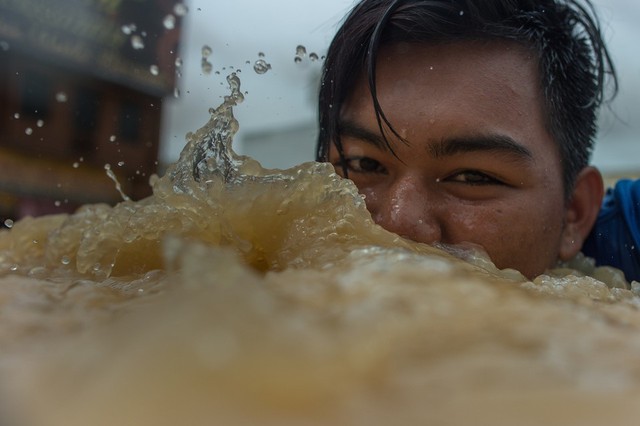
<box><xmin>296</xmin><ymin>45</ymin><xmax>307</xmax><ymax>57</ymax></box>
<box><xmin>309</xmin><ymin>52</ymin><xmax>319</xmax><ymax>61</ymax></box>
<box><xmin>25</xmin><ymin>127</ymin><xmax>33</xmax><ymax>135</ymax></box>
<box><xmin>121</xmin><ymin>24</ymin><xmax>136</xmax><ymax>35</ymax></box>
<box><xmin>55</xmin><ymin>92</ymin><xmax>68</xmax><ymax>102</ymax></box>
<box><xmin>61</xmin><ymin>256</ymin><xmax>71</xmax><ymax>265</ymax></box>
<box><xmin>109</xmin><ymin>135</ymin><xmax>117</xmax><ymax>142</ymax></box>
<box><xmin>258</xmin><ymin>52</ymin><xmax>265</xmax><ymax>57</ymax></box>
<box><xmin>3</xmin><ymin>219</ymin><xmax>14</xmax><ymax>228</ymax></box>
<box><xmin>118</xmin><ymin>161</ymin><xmax>125</xmax><ymax>167</ymax></box>
<box><xmin>72</xmin><ymin>162</ymin><xmax>79</xmax><ymax>168</ymax></box>
<box><xmin>13</xmin><ymin>113</ymin><xmax>19</xmax><ymax>119</ymax></box>
<box><xmin>149</xmin><ymin>65</ymin><xmax>159</xmax><ymax>75</ymax></box>
<box><xmin>253</xmin><ymin>59</ymin><xmax>271</xmax><ymax>74</ymax></box>
<box><xmin>173</xmin><ymin>87</ymin><xmax>180</xmax><ymax>98</ymax></box>
<box><xmin>201</xmin><ymin>45</ymin><xmax>212</xmax><ymax>58</ymax></box>
<box><xmin>131</xmin><ymin>35</ymin><xmax>144</xmax><ymax>50</ymax></box>
<box><xmin>36</xmin><ymin>119</ymin><xmax>44</xmax><ymax>127</ymax></box>
<box><xmin>175</xmin><ymin>57</ymin><xmax>183</xmax><ymax>68</ymax></box>
<box><xmin>294</xmin><ymin>56</ymin><xmax>302</xmax><ymax>64</ymax></box>
<box><xmin>173</xmin><ymin>3</ymin><xmax>188</xmax><ymax>16</ymax></box>
<box><xmin>163</xmin><ymin>14</ymin><xmax>176</xmax><ymax>30</ymax></box>
<box><xmin>201</xmin><ymin>58</ymin><xmax>213</xmax><ymax>74</ymax></box>
<box><xmin>0</xmin><ymin>41</ymin><xmax>9</xmax><ymax>51</ymax></box>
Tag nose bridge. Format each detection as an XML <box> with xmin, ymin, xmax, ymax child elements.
<box><xmin>374</xmin><ymin>173</ymin><xmax>442</xmax><ymax>244</ymax></box>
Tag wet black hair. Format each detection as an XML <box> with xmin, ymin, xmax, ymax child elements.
<box><xmin>316</xmin><ymin>0</ymin><xmax>618</xmax><ymax>198</ymax></box>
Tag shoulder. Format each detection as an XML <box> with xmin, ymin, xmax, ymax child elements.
<box><xmin>583</xmin><ymin>179</ymin><xmax>640</xmax><ymax>282</ymax></box>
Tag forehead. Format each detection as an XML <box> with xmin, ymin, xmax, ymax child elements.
<box><xmin>348</xmin><ymin>40</ymin><xmax>542</xmax><ymax>119</ymax></box>
<box><xmin>341</xmin><ymin>40</ymin><xmax>555</xmax><ymax>157</ymax></box>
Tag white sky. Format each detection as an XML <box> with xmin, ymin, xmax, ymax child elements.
<box><xmin>161</xmin><ymin>0</ymin><xmax>640</xmax><ymax>174</ymax></box>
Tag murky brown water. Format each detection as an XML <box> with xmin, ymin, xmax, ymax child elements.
<box><xmin>2</xmin><ymin>75</ymin><xmax>640</xmax><ymax>425</ymax></box>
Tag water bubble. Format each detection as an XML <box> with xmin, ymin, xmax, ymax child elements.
<box><xmin>163</xmin><ymin>14</ymin><xmax>176</xmax><ymax>30</ymax></box>
<box><xmin>61</xmin><ymin>256</ymin><xmax>71</xmax><ymax>265</ymax></box>
<box><xmin>36</xmin><ymin>119</ymin><xmax>44</xmax><ymax>127</ymax></box>
<box><xmin>173</xmin><ymin>3</ymin><xmax>188</xmax><ymax>16</ymax></box>
<box><xmin>149</xmin><ymin>65</ymin><xmax>159</xmax><ymax>75</ymax></box>
<box><xmin>131</xmin><ymin>35</ymin><xmax>144</xmax><ymax>50</ymax></box>
<box><xmin>201</xmin><ymin>58</ymin><xmax>213</xmax><ymax>74</ymax></box>
<box><xmin>55</xmin><ymin>92</ymin><xmax>68</xmax><ymax>102</ymax></box>
<box><xmin>3</xmin><ymin>219</ymin><xmax>14</xmax><ymax>228</ymax></box>
<box><xmin>0</xmin><ymin>41</ymin><xmax>9</xmax><ymax>51</ymax></box>
<box><xmin>201</xmin><ymin>45</ymin><xmax>212</xmax><ymax>58</ymax></box>
<box><xmin>25</xmin><ymin>127</ymin><xmax>33</xmax><ymax>135</ymax></box>
<box><xmin>253</xmin><ymin>59</ymin><xmax>272</xmax><ymax>74</ymax></box>
<box><xmin>309</xmin><ymin>52</ymin><xmax>319</xmax><ymax>61</ymax></box>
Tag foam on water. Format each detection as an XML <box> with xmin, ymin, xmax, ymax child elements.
<box><xmin>1</xmin><ymin>74</ymin><xmax>640</xmax><ymax>425</ymax></box>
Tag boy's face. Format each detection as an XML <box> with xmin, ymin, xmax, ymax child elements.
<box><xmin>329</xmin><ymin>41</ymin><xmax>578</xmax><ymax>278</ymax></box>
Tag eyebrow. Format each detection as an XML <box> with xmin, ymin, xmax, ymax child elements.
<box><xmin>338</xmin><ymin>120</ymin><xmax>533</xmax><ymax>163</ymax></box>
<box><xmin>429</xmin><ymin>135</ymin><xmax>533</xmax><ymax>163</ymax></box>
<box><xmin>338</xmin><ymin>120</ymin><xmax>390</xmax><ymax>150</ymax></box>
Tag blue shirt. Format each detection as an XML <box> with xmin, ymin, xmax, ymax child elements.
<box><xmin>582</xmin><ymin>179</ymin><xmax>640</xmax><ymax>283</ymax></box>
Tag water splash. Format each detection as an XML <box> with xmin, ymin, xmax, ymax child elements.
<box><xmin>104</xmin><ymin>164</ymin><xmax>131</xmax><ymax>201</ymax></box>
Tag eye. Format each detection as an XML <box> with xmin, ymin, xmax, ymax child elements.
<box><xmin>340</xmin><ymin>156</ymin><xmax>387</xmax><ymax>174</ymax></box>
<box><xmin>446</xmin><ymin>170</ymin><xmax>503</xmax><ymax>185</ymax></box>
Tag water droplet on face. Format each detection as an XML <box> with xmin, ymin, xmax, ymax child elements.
<box><xmin>36</xmin><ymin>119</ymin><xmax>44</xmax><ymax>127</ymax></box>
<box><xmin>0</xmin><ymin>41</ymin><xmax>9</xmax><ymax>51</ymax></box>
<box><xmin>3</xmin><ymin>219</ymin><xmax>14</xmax><ymax>228</ymax></box>
<box><xmin>13</xmin><ymin>112</ymin><xmax>19</xmax><ymax>119</ymax></box>
<box><xmin>201</xmin><ymin>45</ymin><xmax>212</xmax><ymax>58</ymax></box>
<box><xmin>253</xmin><ymin>59</ymin><xmax>271</xmax><ymax>74</ymax></box>
<box><xmin>131</xmin><ymin>35</ymin><xmax>144</xmax><ymax>50</ymax></box>
<box><xmin>55</xmin><ymin>92</ymin><xmax>68</xmax><ymax>102</ymax></box>
<box><xmin>163</xmin><ymin>14</ymin><xmax>176</xmax><ymax>30</ymax></box>
<box><xmin>25</xmin><ymin>127</ymin><xmax>33</xmax><ymax>135</ymax></box>
<box><xmin>309</xmin><ymin>52</ymin><xmax>319</xmax><ymax>61</ymax></box>
<box><xmin>173</xmin><ymin>3</ymin><xmax>188</xmax><ymax>16</ymax></box>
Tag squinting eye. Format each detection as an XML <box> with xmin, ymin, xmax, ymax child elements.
<box><xmin>344</xmin><ymin>156</ymin><xmax>387</xmax><ymax>174</ymax></box>
<box><xmin>448</xmin><ymin>170</ymin><xmax>502</xmax><ymax>185</ymax></box>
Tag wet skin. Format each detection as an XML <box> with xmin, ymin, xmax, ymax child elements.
<box><xmin>329</xmin><ymin>41</ymin><xmax>602</xmax><ymax>278</ymax></box>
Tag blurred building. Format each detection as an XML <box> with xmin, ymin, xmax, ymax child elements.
<box><xmin>0</xmin><ymin>0</ymin><xmax>183</xmax><ymax>224</ymax></box>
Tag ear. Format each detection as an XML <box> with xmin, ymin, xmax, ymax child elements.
<box><xmin>558</xmin><ymin>166</ymin><xmax>604</xmax><ymax>261</ymax></box>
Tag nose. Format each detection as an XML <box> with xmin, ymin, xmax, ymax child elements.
<box><xmin>368</xmin><ymin>174</ymin><xmax>442</xmax><ymax>245</ymax></box>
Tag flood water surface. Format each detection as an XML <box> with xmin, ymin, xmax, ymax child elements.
<box><xmin>2</xmin><ymin>75</ymin><xmax>640</xmax><ymax>425</ymax></box>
